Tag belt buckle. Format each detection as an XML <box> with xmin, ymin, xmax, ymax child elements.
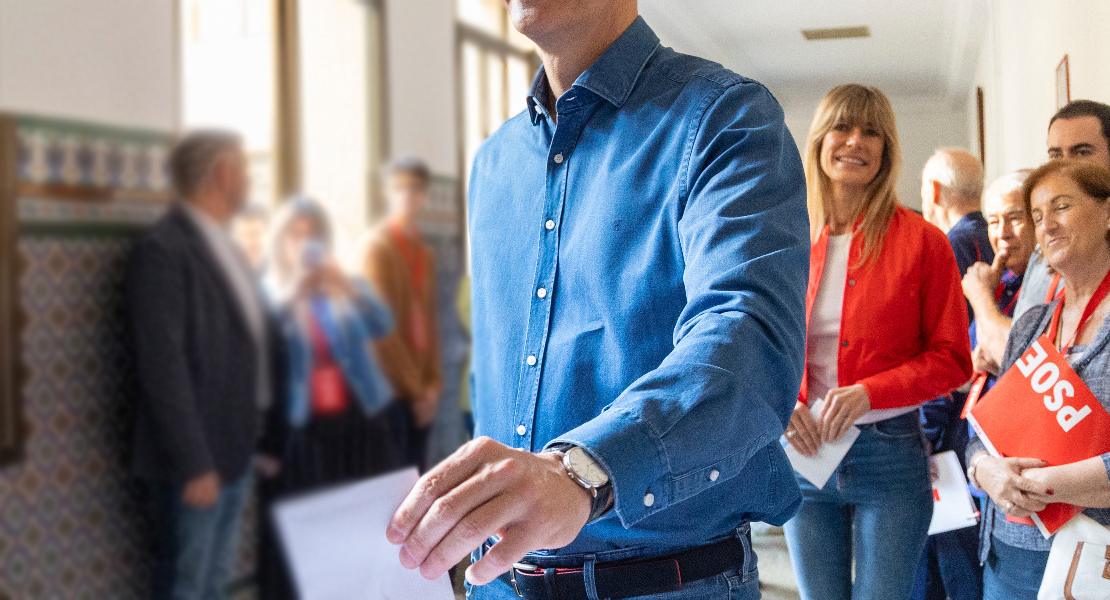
<box><xmin>509</xmin><ymin>563</ymin><xmax>538</xmax><ymax>598</ymax></box>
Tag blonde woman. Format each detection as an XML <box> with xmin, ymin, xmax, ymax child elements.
<box><xmin>782</xmin><ymin>84</ymin><xmax>973</xmax><ymax>600</ymax></box>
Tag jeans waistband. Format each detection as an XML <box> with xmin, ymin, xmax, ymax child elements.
<box><xmin>479</xmin><ymin>522</ymin><xmax>752</xmax><ymax>569</ymax></box>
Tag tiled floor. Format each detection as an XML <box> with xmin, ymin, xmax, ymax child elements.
<box><xmin>752</xmin><ymin>523</ymin><xmax>801</xmax><ymax>600</ymax></box>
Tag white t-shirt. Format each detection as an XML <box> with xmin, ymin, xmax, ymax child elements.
<box><xmin>806</xmin><ymin>233</ymin><xmax>919</xmax><ymax>425</ymax></box>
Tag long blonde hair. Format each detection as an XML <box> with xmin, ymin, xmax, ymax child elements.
<box><xmin>804</xmin><ymin>84</ymin><xmax>902</xmax><ymax>264</ymax></box>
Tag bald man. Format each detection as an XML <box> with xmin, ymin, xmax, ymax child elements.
<box><xmin>914</xmin><ymin>148</ymin><xmax>988</xmax><ymax>600</ymax></box>
<box><xmin>922</xmin><ymin>148</ymin><xmax>991</xmax><ymax>280</ymax></box>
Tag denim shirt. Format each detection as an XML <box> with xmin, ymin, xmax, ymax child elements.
<box><xmin>272</xmin><ymin>281</ymin><xmax>395</xmax><ymax>428</ymax></box>
<box><xmin>968</xmin><ymin>299</ymin><xmax>1110</xmax><ymax>559</ymax></box>
<box><xmin>468</xmin><ymin>17</ymin><xmax>809</xmax><ymax>556</ymax></box>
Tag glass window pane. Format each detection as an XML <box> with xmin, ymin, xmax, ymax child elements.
<box><xmin>456</xmin><ymin>0</ymin><xmax>504</xmax><ymax>37</ymax></box>
<box><xmin>507</xmin><ymin>55</ymin><xmax>533</xmax><ymax>118</ymax></box>
<box><xmin>298</xmin><ymin>0</ymin><xmax>371</xmax><ymax>260</ymax></box>
<box><xmin>485</xmin><ymin>54</ymin><xmax>506</xmax><ymax>134</ymax></box>
<box><xmin>181</xmin><ymin>0</ymin><xmax>276</xmax><ymax>204</ymax></box>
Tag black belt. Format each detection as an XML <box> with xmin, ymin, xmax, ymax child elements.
<box><xmin>497</xmin><ymin>535</ymin><xmax>747</xmax><ymax>600</ymax></box>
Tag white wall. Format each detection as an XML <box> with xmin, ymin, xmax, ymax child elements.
<box><xmin>0</xmin><ymin>0</ymin><xmax>177</xmax><ymax>130</ymax></box>
<box><xmin>385</xmin><ymin>0</ymin><xmax>459</xmax><ymax>177</ymax></box>
<box><xmin>970</xmin><ymin>0</ymin><xmax>1110</xmax><ymax>184</ymax></box>
<box><xmin>780</xmin><ymin>92</ymin><xmax>970</xmax><ymax>212</ymax></box>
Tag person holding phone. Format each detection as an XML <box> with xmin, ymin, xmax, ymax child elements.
<box><xmin>255</xmin><ymin>196</ymin><xmax>400</xmax><ymax>600</ymax></box>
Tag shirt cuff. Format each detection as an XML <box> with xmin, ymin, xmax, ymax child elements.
<box><xmin>546</xmin><ymin>408</ymin><xmax>666</xmax><ymax>529</ymax></box>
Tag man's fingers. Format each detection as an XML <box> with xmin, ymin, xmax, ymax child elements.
<box><xmin>991</xmin><ymin>249</ymin><xmax>1008</xmax><ymax>275</ymax></box>
<box><xmin>419</xmin><ymin>494</ymin><xmax>522</xmax><ymax>580</ymax></box>
<box><xmin>399</xmin><ymin>459</ymin><xmax>515</xmax><ymax>569</ymax></box>
<box><xmin>465</xmin><ymin>524</ymin><xmax>535</xmax><ymax>586</ymax></box>
<box><xmin>388</xmin><ymin>438</ymin><xmax>492</xmax><ymax>543</ymax></box>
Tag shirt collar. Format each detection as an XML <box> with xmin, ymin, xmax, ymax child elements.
<box><xmin>180</xmin><ymin>201</ymin><xmax>231</xmax><ymax>239</ymax></box>
<box><xmin>526</xmin><ymin>16</ymin><xmax>661</xmax><ymax>125</ymax></box>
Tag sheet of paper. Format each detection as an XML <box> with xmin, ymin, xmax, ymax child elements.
<box><xmin>927</xmin><ymin>450</ymin><xmax>980</xmax><ymax>535</ymax></box>
<box><xmin>782</xmin><ymin>399</ymin><xmax>860</xmax><ymax>489</ymax></box>
<box><xmin>273</xmin><ymin>468</ymin><xmax>455</xmax><ymax>600</ymax></box>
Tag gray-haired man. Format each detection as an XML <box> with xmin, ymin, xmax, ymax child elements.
<box><xmin>126</xmin><ymin>130</ymin><xmax>285</xmax><ymax>599</ymax></box>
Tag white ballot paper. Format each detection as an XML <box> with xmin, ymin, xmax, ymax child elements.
<box><xmin>273</xmin><ymin>468</ymin><xmax>455</xmax><ymax>600</ymax></box>
<box><xmin>927</xmin><ymin>450</ymin><xmax>980</xmax><ymax>535</ymax></box>
<box><xmin>782</xmin><ymin>399</ymin><xmax>860</xmax><ymax>489</ymax></box>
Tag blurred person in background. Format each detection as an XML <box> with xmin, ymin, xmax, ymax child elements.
<box><xmin>255</xmin><ymin>196</ymin><xmax>400</xmax><ymax>600</ymax></box>
<box><xmin>231</xmin><ymin>202</ymin><xmax>270</xmax><ymax>271</ymax></box>
<box><xmin>966</xmin><ymin>159</ymin><xmax>1110</xmax><ymax>600</ymax></box>
<box><xmin>783</xmin><ymin>84</ymin><xmax>973</xmax><ymax>600</ymax></box>
<box><xmin>363</xmin><ymin>156</ymin><xmax>442</xmax><ymax>473</ymax></box>
<box><xmin>125</xmin><ymin>130</ymin><xmax>287</xmax><ymax>600</ymax></box>
<box><xmin>962</xmin><ymin>99</ymin><xmax>1110</xmax><ymax>370</ymax></box>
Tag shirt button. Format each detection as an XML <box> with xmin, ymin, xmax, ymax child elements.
<box><xmin>553</xmin><ymin>153</ymin><xmax>564</xmax><ymax>164</ymax></box>
<box><xmin>545</xmin><ymin>219</ymin><xmax>555</xmax><ymax>230</ymax></box>
<box><xmin>537</xmin><ymin>287</ymin><xmax>547</xmax><ymax>299</ymax></box>
<box><xmin>848</xmin><ymin>279</ymin><xmax>856</xmax><ymax>286</ymax></box>
<box><xmin>526</xmin><ymin>355</ymin><xmax>538</xmax><ymax>366</ymax></box>
<box><xmin>643</xmin><ymin>492</ymin><xmax>655</xmax><ymax>507</ymax></box>
<box><xmin>516</xmin><ymin>425</ymin><xmax>526</xmax><ymax>436</ymax></box>
<box><xmin>709</xmin><ymin>470</ymin><xmax>720</xmax><ymax>482</ymax></box>
<box><xmin>841</xmin><ymin>340</ymin><xmax>849</xmax><ymax>347</ymax></box>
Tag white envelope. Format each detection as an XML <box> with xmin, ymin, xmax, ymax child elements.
<box><xmin>927</xmin><ymin>450</ymin><xmax>980</xmax><ymax>535</ymax></box>
<box><xmin>273</xmin><ymin>468</ymin><xmax>456</xmax><ymax>600</ymax></box>
<box><xmin>782</xmin><ymin>399</ymin><xmax>860</xmax><ymax>489</ymax></box>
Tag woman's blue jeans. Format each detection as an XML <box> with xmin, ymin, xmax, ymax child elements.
<box><xmin>783</xmin><ymin>411</ymin><xmax>934</xmax><ymax>600</ymax></box>
<box><xmin>982</xmin><ymin>536</ymin><xmax>1049</xmax><ymax>600</ymax></box>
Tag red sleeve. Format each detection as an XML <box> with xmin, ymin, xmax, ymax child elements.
<box><xmin>859</xmin><ymin>225</ymin><xmax>974</xmax><ymax>409</ymax></box>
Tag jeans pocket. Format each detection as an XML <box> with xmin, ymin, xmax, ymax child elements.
<box><xmin>724</xmin><ymin>569</ymin><xmax>759</xmax><ymax>600</ymax></box>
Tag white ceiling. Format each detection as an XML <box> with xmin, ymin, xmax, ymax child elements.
<box><xmin>639</xmin><ymin>0</ymin><xmax>990</xmax><ymax>103</ymax></box>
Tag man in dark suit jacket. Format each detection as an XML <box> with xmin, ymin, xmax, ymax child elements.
<box><xmin>126</xmin><ymin>130</ymin><xmax>285</xmax><ymax>600</ymax></box>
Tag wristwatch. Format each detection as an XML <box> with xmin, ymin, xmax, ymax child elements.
<box><xmin>546</xmin><ymin>444</ymin><xmax>614</xmax><ymax>523</ymax></box>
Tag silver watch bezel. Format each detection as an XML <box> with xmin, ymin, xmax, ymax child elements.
<box><xmin>563</xmin><ymin>445</ymin><xmax>609</xmax><ymax>489</ymax></box>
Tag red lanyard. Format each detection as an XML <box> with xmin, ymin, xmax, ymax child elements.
<box><xmin>1045</xmin><ymin>272</ymin><xmax>1064</xmax><ymax>304</ymax></box>
<box><xmin>1046</xmin><ymin>268</ymin><xmax>1110</xmax><ymax>352</ymax></box>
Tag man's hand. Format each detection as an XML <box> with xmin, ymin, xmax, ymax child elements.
<box><xmin>254</xmin><ymin>454</ymin><xmax>283</xmax><ymax>479</ymax></box>
<box><xmin>411</xmin><ymin>388</ymin><xmax>440</xmax><ymax>429</ymax></box>
<box><xmin>182</xmin><ymin>471</ymin><xmax>220</xmax><ymax>509</ymax></box>
<box><xmin>387</xmin><ymin>437</ymin><xmax>592</xmax><ymax>585</ymax></box>
<box><xmin>786</xmin><ymin>402</ymin><xmax>821</xmax><ymax>457</ymax></box>
<box><xmin>819</xmin><ymin>384</ymin><xmax>871</xmax><ymax>443</ymax></box>
<box><xmin>962</xmin><ymin>250</ymin><xmax>1008</xmax><ymax>305</ymax></box>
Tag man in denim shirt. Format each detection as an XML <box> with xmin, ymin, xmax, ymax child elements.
<box><xmin>388</xmin><ymin>2</ymin><xmax>809</xmax><ymax>599</ymax></box>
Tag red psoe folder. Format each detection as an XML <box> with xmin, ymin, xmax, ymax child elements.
<box><xmin>967</xmin><ymin>336</ymin><xmax>1110</xmax><ymax>537</ymax></box>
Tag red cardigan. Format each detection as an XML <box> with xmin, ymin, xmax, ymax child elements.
<box><xmin>799</xmin><ymin>206</ymin><xmax>973</xmax><ymax>409</ymax></box>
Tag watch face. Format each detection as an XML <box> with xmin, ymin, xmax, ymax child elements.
<box><xmin>566</xmin><ymin>447</ymin><xmax>609</xmax><ymax>487</ymax></box>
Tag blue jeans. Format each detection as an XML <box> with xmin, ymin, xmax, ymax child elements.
<box><xmin>982</xmin><ymin>536</ymin><xmax>1049</xmax><ymax>600</ymax></box>
<box><xmin>783</xmin><ymin>411</ymin><xmax>933</xmax><ymax>600</ymax></box>
<box><xmin>911</xmin><ymin>525</ymin><xmax>983</xmax><ymax>600</ymax></box>
<box><xmin>466</xmin><ymin>525</ymin><xmax>760</xmax><ymax>600</ymax></box>
<box><xmin>147</xmin><ymin>474</ymin><xmax>252</xmax><ymax>600</ymax></box>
